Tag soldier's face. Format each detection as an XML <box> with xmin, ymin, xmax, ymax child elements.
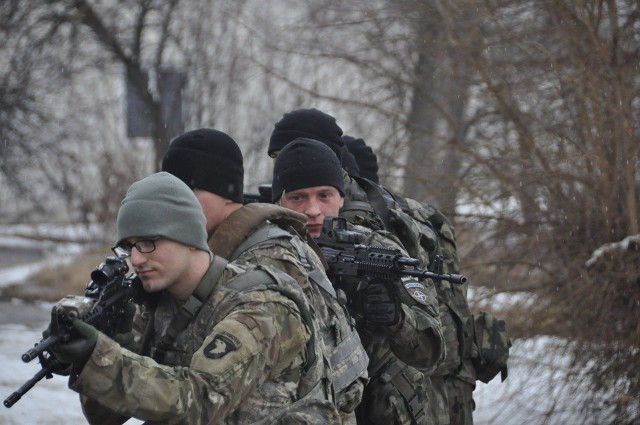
<box><xmin>279</xmin><ymin>186</ymin><xmax>344</xmax><ymax>237</ymax></box>
<box><xmin>128</xmin><ymin>237</ymin><xmax>193</xmax><ymax>298</ymax></box>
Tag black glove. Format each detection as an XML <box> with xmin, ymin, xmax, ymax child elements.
<box><xmin>114</xmin><ymin>302</ymin><xmax>138</xmax><ymax>352</ymax></box>
<box><xmin>41</xmin><ymin>325</ymin><xmax>72</xmax><ymax>376</ymax></box>
<box><xmin>361</xmin><ymin>280</ymin><xmax>401</xmax><ymax>326</ymax></box>
<box><xmin>50</xmin><ymin>319</ymin><xmax>98</xmax><ymax>370</ymax></box>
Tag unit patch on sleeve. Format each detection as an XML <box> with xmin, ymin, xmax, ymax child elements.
<box><xmin>402</xmin><ymin>279</ymin><xmax>429</xmax><ymax>306</ymax></box>
<box><xmin>204</xmin><ymin>332</ymin><xmax>241</xmax><ymax>359</ymax></box>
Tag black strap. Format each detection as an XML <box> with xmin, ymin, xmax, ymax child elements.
<box><xmin>352</xmin><ymin>176</ymin><xmax>391</xmax><ymax>229</ymax></box>
<box><xmin>378</xmin><ymin>359</ymin><xmax>426</xmax><ymax>424</ymax></box>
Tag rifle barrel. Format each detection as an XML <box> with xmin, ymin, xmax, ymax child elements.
<box><xmin>21</xmin><ymin>335</ymin><xmax>59</xmax><ymax>363</ymax></box>
<box><xmin>4</xmin><ymin>362</ymin><xmax>56</xmax><ymax>408</ymax></box>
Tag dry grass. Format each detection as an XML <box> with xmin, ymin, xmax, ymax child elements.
<box><xmin>0</xmin><ymin>250</ymin><xmax>112</xmax><ymax>302</ymax></box>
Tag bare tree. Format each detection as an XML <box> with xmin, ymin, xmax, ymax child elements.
<box><xmin>2</xmin><ymin>0</ymin><xmax>638</xmax><ymax>420</ymax></box>
<box><xmin>251</xmin><ymin>0</ymin><xmax>640</xmax><ymax>420</ymax></box>
<box><xmin>441</xmin><ymin>0</ymin><xmax>640</xmax><ymax>420</ymax></box>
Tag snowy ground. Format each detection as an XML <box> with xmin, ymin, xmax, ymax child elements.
<box><xmin>0</xmin><ymin>232</ymin><xmax>619</xmax><ymax>424</ymax></box>
<box><xmin>1</xmin><ymin>310</ymin><xmax>608</xmax><ymax>425</ymax></box>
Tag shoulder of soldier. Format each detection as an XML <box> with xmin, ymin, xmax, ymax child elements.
<box><xmin>216</xmin><ymin>264</ymin><xmax>310</xmax><ymax>312</ymax></box>
<box><xmin>235</xmin><ymin>221</ymin><xmax>326</xmax><ymax>276</ymax></box>
<box><xmin>387</xmin><ymin>191</ymin><xmax>456</xmax><ymax>236</ymax></box>
<box><xmin>342</xmin><ymin>171</ymin><xmax>369</xmax><ymax>202</ymax></box>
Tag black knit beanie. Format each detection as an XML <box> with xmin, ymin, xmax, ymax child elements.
<box><xmin>269</xmin><ymin>108</ymin><xmax>360</xmax><ymax>176</ymax></box>
<box><xmin>343</xmin><ymin>135</ymin><xmax>379</xmax><ymax>183</ymax></box>
<box><xmin>161</xmin><ymin>128</ymin><xmax>244</xmax><ymax>203</ymax></box>
<box><xmin>272</xmin><ymin>138</ymin><xmax>345</xmax><ymax>202</ymax></box>
<box><xmin>269</xmin><ymin>108</ymin><xmax>344</xmax><ymax>157</ymax></box>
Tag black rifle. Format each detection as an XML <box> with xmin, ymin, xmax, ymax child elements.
<box><xmin>4</xmin><ymin>255</ymin><xmax>144</xmax><ymax>408</ymax></box>
<box><xmin>243</xmin><ymin>184</ymin><xmax>273</xmax><ymax>205</ymax></box>
<box><xmin>315</xmin><ymin>216</ymin><xmax>467</xmax><ymax>286</ymax></box>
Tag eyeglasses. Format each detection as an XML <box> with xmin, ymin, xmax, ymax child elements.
<box><xmin>112</xmin><ymin>237</ymin><xmax>161</xmax><ymax>257</ymax></box>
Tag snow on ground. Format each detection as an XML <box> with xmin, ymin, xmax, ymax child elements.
<box><xmin>473</xmin><ymin>337</ymin><xmax>616</xmax><ymax>425</ymax></box>
<box><xmin>0</xmin><ymin>311</ymin><xmax>143</xmax><ymax>425</ymax></box>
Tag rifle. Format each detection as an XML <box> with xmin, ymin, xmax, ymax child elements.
<box><xmin>316</xmin><ymin>216</ymin><xmax>467</xmax><ymax>287</ymax></box>
<box><xmin>4</xmin><ymin>255</ymin><xmax>144</xmax><ymax>408</ymax></box>
<box><xmin>243</xmin><ymin>184</ymin><xmax>273</xmax><ymax>205</ymax></box>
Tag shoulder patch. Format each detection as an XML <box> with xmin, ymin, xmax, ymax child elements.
<box><xmin>204</xmin><ymin>332</ymin><xmax>240</xmax><ymax>359</ymax></box>
<box><xmin>402</xmin><ymin>278</ymin><xmax>429</xmax><ymax>306</ymax></box>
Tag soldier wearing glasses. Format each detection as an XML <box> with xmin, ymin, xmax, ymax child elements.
<box><xmin>45</xmin><ymin>172</ymin><xmax>341</xmax><ymax>424</ymax></box>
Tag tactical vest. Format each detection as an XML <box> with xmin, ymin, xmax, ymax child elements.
<box><xmin>220</xmin><ymin>266</ymin><xmax>340</xmax><ymax>423</ymax></box>
<box><xmin>208</xmin><ymin>203</ymin><xmax>369</xmax><ymax>414</ymax></box>
<box><xmin>341</xmin><ymin>175</ymin><xmax>475</xmax><ymax>378</ymax></box>
<box><xmin>140</xmin><ymin>249</ymin><xmax>340</xmax><ymax>423</ymax></box>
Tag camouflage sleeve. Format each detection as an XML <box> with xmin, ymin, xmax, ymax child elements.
<box><xmin>388</xmin><ymin>302</ymin><xmax>445</xmax><ymax>374</ymax></box>
<box><xmin>71</xmin><ymin>294</ymin><xmax>310</xmax><ymax>424</ymax></box>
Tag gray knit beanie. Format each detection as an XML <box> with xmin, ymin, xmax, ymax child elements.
<box><xmin>116</xmin><ymin>172</ymin><xmax>209</xmax><ymax>252</ymax></box>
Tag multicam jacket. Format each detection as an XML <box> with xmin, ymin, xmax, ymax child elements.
<box><xmin>75</xmin><ymin>253</ymin><xmax>340</xmax><ymax>424</ymax></box>
<box><xmin>347</xmin><ymin>223</ymin><xmax>445</xmax><ymax>425</ymax></box>
<box><xmin>342</xmin><ymin>172</ymin><xmax>476</xmax><ymax>425</ymax></box>
<box><xmin>207</xmin><ymin>203</ymin><xmax>369</xmax><ymax>423</ymax></box>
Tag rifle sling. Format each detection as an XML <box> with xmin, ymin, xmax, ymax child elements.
<box><xmin>351</xmin><ymin>176</ymin><xmax>391</xmax><ymax>229</ymax></box>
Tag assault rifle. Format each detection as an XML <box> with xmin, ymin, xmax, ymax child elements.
<box><xmin>243</xmin><ymin>184</ymin><xmax>273</xmax><ymax>205</ymax></box>
<box><xmin>315</xmin><ymin>216</ymin><xmax>467</xmax><ymax>287</ymax></box>
<box><xmin>4</xmin><ymin>255</ymin><xmax>144</xmax><ymax>408</ymax></box>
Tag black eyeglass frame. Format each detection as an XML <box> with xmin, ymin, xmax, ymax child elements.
<box><xmin>112</xmin><ymin>237</ymin><xmax>162</xmax><ymax>257</ymax></box>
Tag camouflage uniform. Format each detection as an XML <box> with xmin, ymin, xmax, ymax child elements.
<box><xmin>75</xmin><ymin>248</ymin><xmax>340</xmax><ymax>424</ymax></box>
<box><xmin>343</xmin><ymin>174</ymin><xmax>477</xmax><ymax>425</ymax></box>
<box><xmin>394</xmin><ymin>197</ymin><xmax>476</xmax><ymax>425</ymax></box>
<box><xmin>335</xmin><ymin>190</ymin><xmax>445</xmax><ymax>425</ymax></box>
<box><xmin>206</xmin><ymin>203</ymin><xmax>369</xmax><ymax>424</ymax></box>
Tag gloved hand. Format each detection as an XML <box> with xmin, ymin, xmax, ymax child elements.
<box><xmin>41</xmin><ymin>324</ymin><xmax>73</xmax><ymax>376</ymax></box>
<box><xmin>362</xmin><ymin>280</ymin><xmax>401</xmax><ymax>326</ymax></box>
<box><xmin>50</xmin><ymin>319</ymin><xmax>98</xmax><ymax>370</ymax></box>
<box><xmin>113</xmin><ymin>302</ymin><xmax>138</xmax><ymax>352</ymax></box>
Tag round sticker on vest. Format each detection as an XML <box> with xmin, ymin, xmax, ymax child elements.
<box><xmin>204</xmin><ymin>332</ymin><xmax>240</xmax><ymax>359</ymax></box>
<box><xmin>403</xmin><ymin>279</ymin><xmax>429</xmax><ymax>306</ymax></box>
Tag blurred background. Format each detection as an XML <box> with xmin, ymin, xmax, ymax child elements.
<box><xmin>0</xmin><ymin>1</ymin><xmax>638</xmax><ymax>423</ymax></box>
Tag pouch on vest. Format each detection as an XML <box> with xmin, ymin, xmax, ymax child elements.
<box><xmin>472</xmin><ymin>311</ymin><xmax>511</xmax><ymax>383</ymax></box>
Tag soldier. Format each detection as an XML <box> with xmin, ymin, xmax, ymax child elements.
<box><xmin>271</xmin><ymin>137</ymin><xmax>445</xmax><ymax>425</ymax></box>
<box><xmin>342</xmin><ymin>135</ymin><xmax>379</xmax><ymax>184</ymax></box>
<box><xmin>342</xmin><ymin>134</ymin><xmax>479</xmax><ymax>425</ymax></box>
<box><xmin>47</xmin><ymin>172</ymin><xmax>341</xmax><ymax>424</ymax></box>
<box><xmin>161</xmin><ymin>128</ymin><xmax>369</xmax><ymax>423</ymax></box>
<box><xmin>268</xmin><ymin>108</ymin><xmax>485</xmax><ymax>425</ymax></box>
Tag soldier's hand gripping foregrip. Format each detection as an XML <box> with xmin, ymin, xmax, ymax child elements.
<box><xmin>5</xmin><ymin>255</ymin><xmax>143</xmax><ymax>408</ymax></box>
<box><xmin>360</xmin><ymin>279</ymin><xmax>402</xmax><ymax>326</ymax></box>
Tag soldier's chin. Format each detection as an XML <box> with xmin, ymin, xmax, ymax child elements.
<box><xmin>307</xmin><ymin>225</ymin><xmax>322</xmax><ymax>238</ymax></box>
<box><xmin>141</xmin><ymin>279</ymin><xmax>159</xmax><ymax>293</ymax></box>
